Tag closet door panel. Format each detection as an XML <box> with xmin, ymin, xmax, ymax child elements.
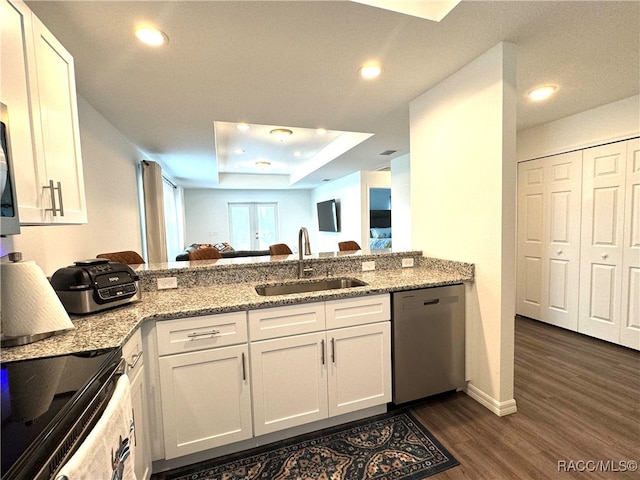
<box><xmin>546</xmin><ymin>152</ymin><xmax>582</xmax><ymax>330</ymax></box>
<box><xmin>517</xmin><ymin>159</ymin><xmax>545</xmax><ymax>320</ymax></box>
<box><xmin>620</xmin><ymin>139</ymin><xmax>640</xmax><ymax>349</ymax></box>
<box><xmin>579</xmin><ymin>142</ymin><xmax>626</xmax><ymax>343</ymax></box>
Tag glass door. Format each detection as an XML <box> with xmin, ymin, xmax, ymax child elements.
<box><xmin>229</xmin><ymin>202</ymin><xmax>278</xmax><ymax>250</ymax></box>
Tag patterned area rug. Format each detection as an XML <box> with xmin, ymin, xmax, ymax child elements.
<box><xmin>165</xmin><ymin>410</ymin><xmax>458</xmax><ymax>480</ymax></box>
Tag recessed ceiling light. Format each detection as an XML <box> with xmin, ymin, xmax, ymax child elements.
<box><xmin>233</xmin><ymin>149</ymin><xmax>245</xmax><ymax>154</ymax></box>
<box><xmin>270</xmin><ymin>128</ymin><xmax>293</xmax><ymax>142</ymax></box>
<box><xmin>135</xmin><ymin>26</ymin><xmax>168</xmax><ymax>46</ymax></box>
<box><xmin>528</xmin><ymin>85</ymin><xmax>558</xmax><ymax>101</ymax></box>
<box><xmin>359</xmin><ymin>64</ymin><xmax>382</xmax><ymax>79</ymax></box>
<box><xmin>236</xmin><ymin>123</ymin><xmax>250</xmax><ymax>131</ymax></box>
<box><xmin>255</xmin><ymin>161</ymin><xmax>271</xmax><ymax>167</ymax></box>
<box><xmin>316</xmin><ymin>128</ymin><xmax>327</xmax><ymax>136</ymax></box>
<box><xmin>293</xmin><ymin>151</ymin><xmax>303</xmax><ymax>157</ymax></box>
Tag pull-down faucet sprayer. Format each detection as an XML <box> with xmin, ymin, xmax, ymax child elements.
<box><xmin>298</xmin><ymin>227</ymin><xmax>312</xmax><ymax>278</ymax></box>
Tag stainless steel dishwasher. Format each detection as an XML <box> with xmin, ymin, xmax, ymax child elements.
<box><xmin>392</xmin><ymin>283</ymin><xmax>465</xmax><ymax>404</ymax></box>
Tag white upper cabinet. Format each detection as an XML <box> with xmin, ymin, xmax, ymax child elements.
<box><xmin>1</xmin><ymin>0</ymin><xmax>86</xmax><ymax>224</ymax></box>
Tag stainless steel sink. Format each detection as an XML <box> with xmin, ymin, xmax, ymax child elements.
<box><xmin>255</xmin><ymin>277</ymin><xmax>368</xmax><ymax>296</ymax></box>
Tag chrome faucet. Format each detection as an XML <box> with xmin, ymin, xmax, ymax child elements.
<box><xmin>298</xmin><ymin>227</ymin><xmax>312</xmax><ymax>278</ymax></box>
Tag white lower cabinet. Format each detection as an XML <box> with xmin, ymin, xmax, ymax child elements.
<box><xmin>155</xmin><ymin>312</ymin><xmax>251</xmax><ymax>460</ymax></box>
<box><xmin>250</xmin><ymin>294</ymin><xmax>391</xmax><ymax>437</ymax></box>
<box><xmin>327</xmin><ymin>322</ymin><xmax>391</xmax><ymax>417</ymax></box>
<box><xmin>159</xmin><ymin>344</ymin><xmax>252</xmax><ymax>459</ymax></box>
<box><xmin>152</xmin><ymin>294</ymin><xmax>392</xmax><ymax>461</ymax></box>
<box><xmin>250</xmin><ymin>332</ymin><xmax>328</xmax><ymax>436</ymax></box>
<box><xmin>122</xmin><ymin>330</ymin><xmax>151</xmax><ymax>480</ymax></box>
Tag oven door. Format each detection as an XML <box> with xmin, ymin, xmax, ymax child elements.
<box><xmin>1</xmin><ymin>348</ymin><xmax>123</xmax><ymax>480</ymax></box>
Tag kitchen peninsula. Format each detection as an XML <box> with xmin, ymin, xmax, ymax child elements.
<box><xmin>2</xmin><ymin>250</ymin><xmax>473</xmax><ymax>362</ymax></box>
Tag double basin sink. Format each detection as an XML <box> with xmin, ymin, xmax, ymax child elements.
<box><xmin>255</xmin><ymin>277</ymin><xmax>367</xmax><ymax>296</ymax></box>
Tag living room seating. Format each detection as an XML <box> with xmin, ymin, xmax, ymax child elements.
<box><xmin>96</xmin><ymin>250</ymin><xmax>145</xmax><ymax>264</ymax></box>
<box><xmin>175</xmin><ymin>243</ymin><xmax>271</xmax><ymax>261</ymax></box>
<box><xmin>269</xmin><ymin>243</ymin><xmax>293</xmax><ymax>255</ymax></box>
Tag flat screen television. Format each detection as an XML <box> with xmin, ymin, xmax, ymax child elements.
<box><xmin>317</xmin><ymin>199</ymin><xmax>339</xmax><ymax>232</ymax></box>
<box><xmin>1</xmin><ymin>103</ymin><xmax>20</xmax><ymax>236</ymax></box>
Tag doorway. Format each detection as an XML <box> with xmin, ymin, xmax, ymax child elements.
<box><xmin>228</xmin><ymin>202</ymin><xmax>279</xmax><ymax>250</ymax></box>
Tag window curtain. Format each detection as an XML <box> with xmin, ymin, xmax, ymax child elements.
<box><xmin>162</xmin><ymin>176</ymin><xmax>183</xmax><ymax>261</ymax></box>
<box><xmin>141</xmin><ymin>160</ymin><xmax>168</xmax><ymax>263</ymax></box>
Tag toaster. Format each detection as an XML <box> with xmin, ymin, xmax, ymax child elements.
<box><xmin>50</xmin><ymin>259</ymin><xmax>141</xmax><ymax>314</ymax></box>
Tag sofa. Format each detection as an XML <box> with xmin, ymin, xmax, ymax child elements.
<box><xmin>175</xmin><ymin>243</ymin><xmax>270</xmax><ymax>262</ymax></box>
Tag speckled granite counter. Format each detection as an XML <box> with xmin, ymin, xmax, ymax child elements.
<box><xmin>1</xmin><ymin>254</ymin><xmax>473</xmax><ymax>363</ymax></box>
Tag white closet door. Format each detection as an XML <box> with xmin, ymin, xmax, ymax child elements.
<box><xmin>517</xmin><ymin>159</ymin><xmax>545</xmax><ymax>320</ymax></box>
<box><xmin>545</xmin><ymin>151</ymin><xmax>582</xmax><ymax>330</ymax></box>
<box><xmin>620</xmin><ymin>139</ymin><xmax>640</xmax><ymax>349</ymax></box>
<box><xmin>579</xmin><ymin>142</ymin><xmax>627</xmax><ymax>343</ymax></box>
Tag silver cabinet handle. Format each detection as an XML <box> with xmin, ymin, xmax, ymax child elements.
<box><xmin>187</xmin><ymin>329</ymin><xmax>221</xmax><ymax>340</ymax></box>
<box><xmin>127</xmin><ymin>351</ymin><xmax>143</xmax><ymax>370</ymax></box>
<box><xmin>557</xmin><ymin>249</ymin><xmax>563</xmax><ymax>255</ymax></box>
<box><xmin>321</xmin><ymin>339</ymin><xmax>325</xmax><ymax>365</ymax></box>
<box><xmin>241</xmin><ymin>352</ymin><xmax>246</xmax><ymax>381</ymax></box>
<box><xmin>44</xmin><ymin>180</ymin><xmax>64</xmax><ymax>216</ymax></box>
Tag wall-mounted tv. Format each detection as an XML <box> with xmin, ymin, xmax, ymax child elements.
<box><xmin>1</xmin><ymin>103</ymin><xmax>20</xmax><ymax>236</ymax></box>
<box><xmin>317</xmin><ymin>199</ymin><xmax>340</xmax><ymax>232</ymax></box>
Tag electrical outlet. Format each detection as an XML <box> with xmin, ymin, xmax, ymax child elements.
<box><xmin>402</xmin><ymin>258</ymin><xmax>414</xmax><ymax>268</ymax></box>
<box><xmin>157</xmin><ymin>277</ymin><xmax>178</xmax><ymax>290</ymax></box>
<box><xmin>362</xmin><ymin>261</ymin><xmax>375</xmax><ymax>271</ymax></box>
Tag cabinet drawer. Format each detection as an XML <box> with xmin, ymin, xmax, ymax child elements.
<box><xmin>325</xmin><ymin>294</ymin><xmax>390</xmax><ymax>329</ymax></box>
<box><xmin>249</xmin><ymin>302</ymin><xmax>325</xmax><ymax>340</ymax></box>
<box><xmin>157</xmin><ymin>312</ymin><xmax>247</xmax><ymax>356</ymax></box>
<box><xmin>122</xmin><ymin>328</ymin><xmax>144</xmax><ymax>379</ymax></box>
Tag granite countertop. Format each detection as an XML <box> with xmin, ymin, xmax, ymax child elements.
<box><xmin>1</xmin><ymin>265</ymin><xmax>472</xmax><ymax>363</ymax></box>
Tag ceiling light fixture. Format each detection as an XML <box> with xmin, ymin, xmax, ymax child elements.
<box><xmin>255</xmin><ymin>161</ymin><xmax>271</xmax><ymax>167</ymax></box>
<box><xmin>359</xmin><ymin>64</ymin><xmax>382</xmax><ymax>79</ymax></box>
<box><xmin>528</xmin><ymin>85</ymin><xmax>557</xmax><ymax>101</ymax></box>
<box><xmin>316</xmin><ymin>128</ymin><xmax>327</xmax><ymax>136</ymax></box>
<box><xmin>236</xmin><ymin>123</ymin><xmax>250</xmax><ymax>131</ymax></box>
<box><xmin>135</xmin><ymin>26</ymin><xmax>168</xmax><ymax>46</ymax></box>
<box><xmin>270</xmin><ymin>128</ymin><xmax>293</xmax><ymax>142</ymax></box>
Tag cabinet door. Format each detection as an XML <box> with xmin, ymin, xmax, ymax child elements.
<box><xmin>0</xmin><ymin>0</ymin><xmax>44</xmax><ymax>223</ymax></box>
<box><xmin>122</xmin><ymin>330</ymin><xmax>151</xmax><ymax>480</ymax></box>
<box><xmin>327</xmin><ymin>322</ymin><xmax>391</xmax><ymax>417</ymax></box>
<box><xmin>250</xmin><ymin>332</ymin><xmax>327</xmax><ymax>436</ymax></box>
<box><xmin>30</xmin><ymin>15</ymin><xmax>86</xmax><ymax>223</ymax></box>
<box><xmin>579</xmin><ymin>142</ymin><xmax>627</xmax><ymax>343</ymax></box>
<box><xmin>159</xmin><ymin>344</ymin><xmax>252</xmax><ymax>459</ymax></box>
<box><xmin>620</xmin><ymin>139</ymin><xmax>640</xmax><ymax>350</ymax></box>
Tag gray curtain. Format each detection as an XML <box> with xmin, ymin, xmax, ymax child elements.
<box><xmin>142</xmin><ymin>161</ymin><xmax>168</xmax><ymax>263</ymax></box>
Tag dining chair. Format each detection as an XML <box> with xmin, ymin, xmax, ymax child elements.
<box><xmin>269</xmin><ymin>243</ymin><xmax>293</xmax><ymax>255</ymax></box>
<box><xmin>188</xmin><ymin>247</ymin><xmax>222</xmax><ymax>261</ymax></box>
<box><xmin>96</xmin><ymin>250</ymin><xmax>145</xmax><ymax>264</ymax></box>
<box><xmin>338</xmin><ymin>241</ymin><xmax>361</xmax><ymax>251</ymax></box>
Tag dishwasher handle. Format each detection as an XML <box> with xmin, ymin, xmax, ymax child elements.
<box><xmin>423</xmin><ymin>299</ymin><xmax>440</xmax><ymax>306</ymax></box>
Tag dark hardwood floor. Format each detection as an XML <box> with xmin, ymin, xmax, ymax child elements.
<box><xmin>410</xmin><ymin>316</ymin><xmax>640</xmax><ymax>479</ymax></box>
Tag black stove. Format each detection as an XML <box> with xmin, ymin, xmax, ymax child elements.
<box><xmin>1</xmin><ymin>348</ymin><xmax>122</xmax><ymax>480</ymax></box>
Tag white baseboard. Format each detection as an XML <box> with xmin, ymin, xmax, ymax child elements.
<box><xmin>465</xmin><ymin>383</ymin><xmax>518</xmax><ymax>416</ymax></box>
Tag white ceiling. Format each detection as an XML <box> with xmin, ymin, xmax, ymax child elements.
<box><xmin>25</xmin><ymin>0</ymin><xmax>640</xmax><ymax>189</ymax></box>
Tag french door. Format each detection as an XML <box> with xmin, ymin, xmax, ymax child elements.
<box><xmin>228</xmin><ymin>202</ymin><xmax>278</xmax><ymax>250</ymax></box>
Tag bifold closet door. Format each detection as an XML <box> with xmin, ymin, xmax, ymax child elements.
<box><xmin>516</xmin><ymin>152</ymin><xmax>582</xmax><ymax>330</ymax></box>
<box><xmin>578</xmin><ymin>142</ymin><xmax>627</xmax><ymax>343</ymax></box>
<box><xmin>620</xmin><ymin>139</ymin><xmax>640</xmax><ymax>350</ymax></box>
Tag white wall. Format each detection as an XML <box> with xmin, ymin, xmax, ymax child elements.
<box><xmin>391</xmin><ymin>154</ymin><xmax>411</xmax><ymax>250</ymax></box>
<box><xmin>409</xmin><ymin>42</ymin><xmax>517</xmax><ymax>415</ymax></box>
<box><xmin>0</xmin><ymin>96</ymin><xmax>143</xmax><ymax>275</ymax></box>
<box><xmin>183</xmin><ymin>188</ymin><xmax>312</xmax><ymax>253</ymax></box>
<box><xmin>517</xmin><ymin>95</ymin><xmax>640</xmax><ymax>161</ymax></box>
